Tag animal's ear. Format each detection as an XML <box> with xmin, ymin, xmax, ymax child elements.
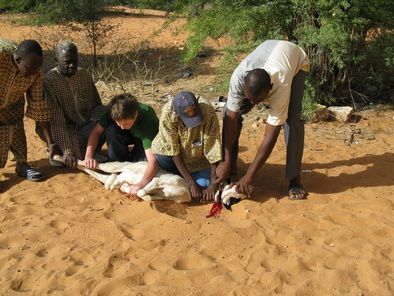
<box><xmin>223</xmin><ymin>184</ymin><xmax>233</xmax><ymax>191</ymax></box>
<box><xmin>223</xmin><ymin>197</ymin><xmax>241</xmax><ymax>210</ymax></box>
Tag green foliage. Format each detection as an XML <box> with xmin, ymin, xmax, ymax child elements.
<box><xmin>106</xmin><ymin>0</ymin><xmax>186</xmax><ymax>11</ymax></box>
<box><xmin>2</xmin><ymin>0</ymin><xmax>393</xmax><ymax>107</ymax></box>
<box><xmin>35</xmin><ymin>0</ymin><xmax>109</xmax><ymax>23</ymax></box>
<box><xmin>0</xmin><ymin>0</ymin><xmax>39</xmax><ymax>12</ymax></box>
<box><xmin>178</xmin><ymin>0</ymin><xmax>394</xmax><ymax>107</ymax></box>
<box><xmin>35</xmin><ymin>0</ymin><xmax>116</xmax><ymax>67</ymax></box>
<box><xmin>353</xmin><ymin>31</ymin><xmax>394</xmax><ymax>104</ymax></box>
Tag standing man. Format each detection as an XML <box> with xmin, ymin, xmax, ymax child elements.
<box><xmin>151</xmin><ymin>91</ymin><xmax>222</xmax><ymax>203</ymax></box>
<box><xmin>0</xmin><ymin>39</ymin><xmax>59</xmax><ymax>185</ymax></box>
<box><xmin>39</xmin><ymin>42</ymin><xmax>107</xmax><ymax>167</ymax></box>
<box><xmin>216</xmin><ymin>40</ymin><xmax>310</xmax><ymax>200</ymax></box>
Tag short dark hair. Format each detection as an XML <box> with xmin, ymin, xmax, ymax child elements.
<box><xmin>109</xmin><ymin>93</ymin><xmax>139</xmax><ymax>121</ymax></box>
<box><xmin>15</xmin><ymin>40</ymin><xmax>43</xmax><ymax>58</ymax></box>
<box><xmin>244</xmin><ymin>69</ymin><xmax>271</xmax><ymax>98</ymax></box>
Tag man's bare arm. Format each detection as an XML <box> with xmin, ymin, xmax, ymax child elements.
<box><xmin>84</xmin><ymin>123</ymin><xmax>104</xmax><ymax>169</ymax></box>
<box><xmin>236</xmin><ymin>123</ymin><xmax>281</xmax><ymax>195</ymax></box>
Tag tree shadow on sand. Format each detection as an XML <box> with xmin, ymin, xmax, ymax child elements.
<box><xmin>233</xmin><ymin>152</ymin><xmax>394</xmax><ymax>203</ymax></box>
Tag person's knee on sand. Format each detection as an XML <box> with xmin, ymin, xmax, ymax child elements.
<box><xmin>104</xmin><ymin>122</ymin><xmax>146</xmax><ymax>162</ymax></box>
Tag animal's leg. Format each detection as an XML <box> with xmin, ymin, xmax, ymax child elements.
<box><xmin>82</xmin><ymin>167</ymin><xmax>111</xmax><ymax>185</ymax></box>
<box><xmin>137</xmin><ymin>178</ymin><xmax>159</xmax><ymax>197</ymax></box>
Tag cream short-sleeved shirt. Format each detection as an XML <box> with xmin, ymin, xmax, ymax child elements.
<box><xmin>227</xmin><ymin>40</ymin><xmax>309</xmax><ymax>126</ymax></box>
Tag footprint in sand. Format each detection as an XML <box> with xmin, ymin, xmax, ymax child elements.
<box><xmin>65</xmin><ymin>258</ymin><xmax>84</xmax><ymax>277</ymax></box>
<box><xmin>10</xmin><ymin>278</ymin><xmax>28</xmax><ymax>292</ymax></box>
<box><xmin>115</xmin><ymin>223</ymin><xmax>134</xmax><ymax>240</ymax></box>
<box><xmin>0</xmin><ymin>238</ymin><xmax>12</xmax><ymax>250</ymax></box>
<box><xmin>93</xmin><ymin>273</ymin><xmax>146</xmax><ymax>295</ymax></box>
<box><xmin>103</xmin><ymin>211</ymin><xmax>112</xmax><ymax>220</ymax></box>
<box><xmin>173</xmin><ymin>249</ymin><xmax>217</xmax><ymax>270</ymax></box>
<box><xmin>148</xmin><ymin>261</ymin><xmax>168</xmax><ymax>272</ymax></box>
<box><xmin>65</xmin><ymin>265</ymin><xmax>78</xmax><ymax>277</ymax></box>
<box><xmin>49</xmin><ymin>220</ymin><xmax>71</xmax><ymax>234</ymax></box>
<box><xmin>260</xmin><ymin>258</ymin><xmax>272</xmax><ymax>272</ymax></box>
<box><xmin>103</xmin><ymin>253</ymin><xmax>128</xmax><ymax>278</ymax></box>
<box><xmin>36</xmin><ymin>248</ymin><xmax>48</xmax><ymax>258</ymax></box>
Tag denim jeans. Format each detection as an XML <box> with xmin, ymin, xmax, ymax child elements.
<box><xmin>156</xmin><ymin>154</ymin><xmax>211</xmax><ymax>188</ymax></box>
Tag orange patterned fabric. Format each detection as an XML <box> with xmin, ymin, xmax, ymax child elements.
<box><xmin>0</xmin><ymin>39</ymin><xmax>50</xmax><ymax>166</ymax></box>
<box><xmin>0</xmin><ymin>39</ymin><xmax>50</xmax><ymax>124</ymax></box>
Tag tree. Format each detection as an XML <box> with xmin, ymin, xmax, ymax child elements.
<box><xmin>177</xmin><ymin>0</ymin><xmax>394</xmax><ymax>106</ymax></box>
<box><xmin>37</xmin><ymin>0</ymin><xmax>116</xmax><ymax>67</ymax></box>
<box><xmin>0</xmin><ymin>0</ymin><xmax>39</xmax><ymax>12</ymax></box>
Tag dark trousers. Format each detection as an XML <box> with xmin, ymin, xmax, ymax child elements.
<box><xmin>155</xmin><ymin>154</ymin><xmax>180</xmax><ymax>175</ymax></box>
<box><xmin>226</xmin><ymin>70</ymin><xmax>306</xmax><ymax>180</ymax></box>
<box><xmin>104</xmin><ymin>123</ymin><xmax>146</xmax><ymax>162</ymax></box>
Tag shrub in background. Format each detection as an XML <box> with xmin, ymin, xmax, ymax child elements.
<box><xmin>178</xmin><ymin>0</ymin><xmax>394</xmax><ymax>109</ymax></box>
<box><xmin>35</xmin><ymin>0</ymin><xmax>116</xmax><ymax>67</ymax></box>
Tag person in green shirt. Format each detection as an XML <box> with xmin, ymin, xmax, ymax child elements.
<box><xmin>84</xmin><ymin>93</ymin><xmax>159</xmax><ymax>194</ymax></box>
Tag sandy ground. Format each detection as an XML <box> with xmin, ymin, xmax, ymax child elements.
<box><xmin>1</xmin><ymin>8</ymin><xmax>394</xmax><ymax>296</ymax></box>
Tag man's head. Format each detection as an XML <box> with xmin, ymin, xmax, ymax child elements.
<box><xmin>173</xmin><ymin>91</ymin><xmax>203</xmax><ymax>128</ymax></box>
<box><xmin>55</xmin><ymin>42</ymin><xmax>78</xmax><ymax>77</ymax></box>
<box><xmin>13</xmin><ymin>40</ymin><xmax>43</xmax><ymax>78</ymax></box>
<box><xmin>244</xmin><ymin>69</ymin><xmax>273</xmax><ymax>105</ymax></box>
<box><xmin>109</xmin><ymin>93</ymin><xmax>139</xmax><ymax>130</ymax></box>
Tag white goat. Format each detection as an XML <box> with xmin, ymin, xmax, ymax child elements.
<box><xmin>81</xmin><ymin>160</ymin><xmax>191</xmax><ymax>203</ymax></box>
<box><xmin>53</xmin><ymin>156</ymin><xmax>247</xmax><ymax>205</ymax></box>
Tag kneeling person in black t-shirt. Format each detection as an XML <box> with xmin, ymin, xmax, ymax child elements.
<box><xmin>84</xmin><ymin>93</ymin><xmax>159</xmax><ymax>195</ymax></box>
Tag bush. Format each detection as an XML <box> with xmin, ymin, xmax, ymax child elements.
<box><xmin>35</xmin><ymin>0</ymin><xmax>116</xmax><ymax>67</ymax></box>
<box><xmin>0</xmin><ymin>0</ymin><xmax>39</xmax><ymax>12</ymax></box>
<box><xmin>180</xmin><ymin>0</ymin><xmax>394</xmax><ymax>107</ymax></box>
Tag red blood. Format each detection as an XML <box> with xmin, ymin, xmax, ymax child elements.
<box><xmin>206</xmin><ymin>202</ymin><xmax>223</xmax><ymax>218</ymax></box>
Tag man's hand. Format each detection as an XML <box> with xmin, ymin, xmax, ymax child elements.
<box><xmin>63</xmin><ymin>153</ymin><xmax>77</xmax><ymax>168</ymax></box>
<box><xmin>84</xmin><ymin>158</ymin><xmax>98</xmax><ymax>170</ymax></box>
<box><xmin>202</xmin><ymin>182</ymin><xmax>218</xmax><ymax>203</ymax></box>
<box><xmin>188</xmin><ymin>181</ymin><xmax>203</xmax><ymax>202</ymax></box>
<box><xmin>129</xmin><ymin>183</ymin><xmax>145</xmax><ymax>195</ymax></box>
<box><xmin>215</xmin><ymin>160</ymin><xmax>231</xmax><ymax>184</ymax></box>
<box><xmin>235</xmin><ymin>173</ymin><xmax>254</xmax><ymax>197</ymax></box>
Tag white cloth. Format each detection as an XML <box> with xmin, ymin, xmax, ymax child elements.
<box><xmin>227</xmin><ymin>40</ymin><xmax>309</xmax><ymax>126</ymax></box>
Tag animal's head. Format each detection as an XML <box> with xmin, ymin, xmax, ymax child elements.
<box><xmin>220</xmin><ymin>184</ymin><xmax>249</xmax><ymax>210</ymax></box>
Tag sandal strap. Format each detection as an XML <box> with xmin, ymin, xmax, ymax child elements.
<box><xmin>26</xmin><ymin>168</ymin><xmax>43</xmax><ymax>178</ymax></box>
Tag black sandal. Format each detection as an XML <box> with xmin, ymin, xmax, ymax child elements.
<box><xmin>288</xmin><ymin>184</ymin><xmax>308</xmax><ymax>200</ymax></box>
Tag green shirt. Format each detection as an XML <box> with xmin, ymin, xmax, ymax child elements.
<box><xmin>99</xmin><ymin>102</ymin><xmax>159</xmax><ymax>150</ymax></box>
